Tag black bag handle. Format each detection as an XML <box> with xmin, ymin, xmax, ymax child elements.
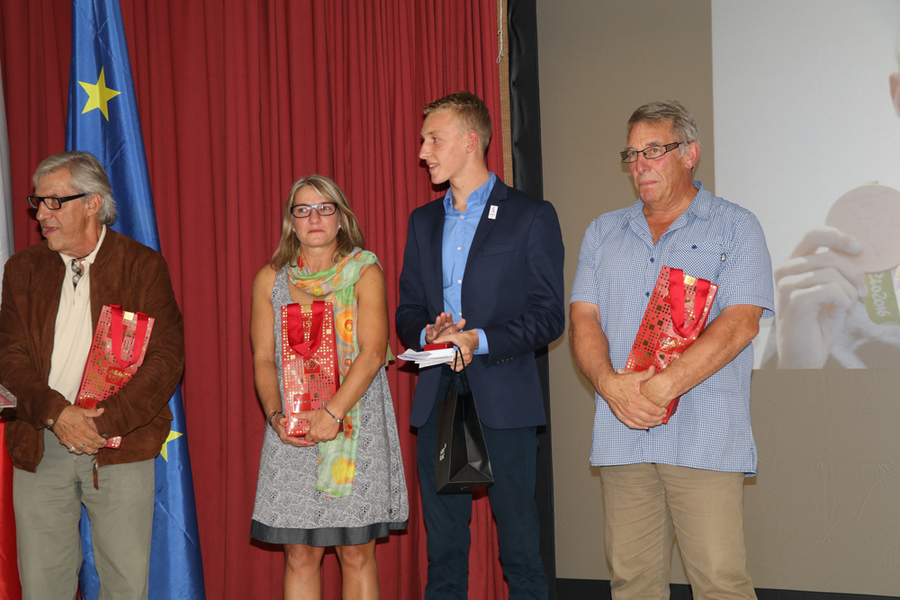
<box><xmin>447</xmin><ymin>349</ymin><xmax>471</xmax><ymax>394</ymax></box>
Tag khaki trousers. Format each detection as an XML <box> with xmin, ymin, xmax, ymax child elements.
<box><xmin>600</xmin><ymin>463</ymin><xmax>757</xmax><ymax>600</ymax></box>
<box><xmin>13</xmin><ymin>428</ymin><xmax>155</xmax><ymax>600</ymax></box>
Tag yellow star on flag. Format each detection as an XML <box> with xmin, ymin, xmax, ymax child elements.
<box><xmin>160</xmin><ymin>429</ymin><xmax>184</xmax><ymax>462</ymax></box>
<box><xmin>79</xmin><ymin>67</ymin><xmax>121</xmax><ymax>121</ymax></box>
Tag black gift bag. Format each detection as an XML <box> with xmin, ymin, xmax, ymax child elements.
<box><xmin>434</xmin><ymin>354</ymin><xmax>494</xmax><ymax>494</ymax></box>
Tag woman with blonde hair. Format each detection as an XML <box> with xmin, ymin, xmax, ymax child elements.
<box><xmin>250</xmin><ymin>175</ymin><xmax>408</xmax><ymax>599</ymax></box>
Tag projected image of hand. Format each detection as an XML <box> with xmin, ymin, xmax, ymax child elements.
<box><xmin>775</xmin><ymin>227</ymin><xmax>866</xmax><ymax>368</ymax></box>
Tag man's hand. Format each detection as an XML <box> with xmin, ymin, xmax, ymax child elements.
<box><xmin>424</xmin><ymin>314</ymin><xmax>478</xmax><ymax>371</ymax></box>
<box><xmin>434</xmin><ymin>327</ymin><xmax>479</xmax><ymax>371</ymax></box>
<box><xmin>600</xmin><ymin>366</ymin><xmax>667</xmax><ymax>430</ymax></box>
<box><xmin>617</xmin><ymin>366</ymin><xmax>675</xmax><ymax>408</ymax></box>
<box><xmin>775</xmin><ymin>227</ymin><xmax>866</xmax><ymax>368</ymax></box>
<box><xmin>571</xmin><ymin>301</ymin><xmax>667</xmax><ymax>429</ymax></box>
<box><xmin>424</xmin><ymin>312</ymin><xmax>463</xmax><ymax>345</ymax></box>
<box><xmin>53</xmin><ymin>405</ymin><xmax>107</xmax><ymax>455</ymax></box>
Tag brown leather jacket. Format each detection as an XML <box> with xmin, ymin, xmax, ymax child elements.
<box><xmin>0</xmin><ymin>229</ymin><xmax>185</xmax><ymax>472</ymax></box>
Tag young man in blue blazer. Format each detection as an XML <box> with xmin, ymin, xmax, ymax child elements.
<box><xmin>396</xmin><ymin>91</ymin><xmax>565</xmax><ymax>599</ymax></box>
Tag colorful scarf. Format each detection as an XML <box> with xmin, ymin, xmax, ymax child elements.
<box><xmin>287</xmin><ymin>247</ymin><xmax>385</xmax><ymax>497</ymax></box>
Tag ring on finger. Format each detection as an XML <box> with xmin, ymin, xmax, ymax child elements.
<box><xmin>78</xmin><ymin>444</ymin><xmax>86</xmax><ymax>451</ymax></box>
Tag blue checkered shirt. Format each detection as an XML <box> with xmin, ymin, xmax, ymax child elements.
<box><xmin>570</xmin><ymin>182</ymin><xmax>774</xmax><ymax>475</ymax></box>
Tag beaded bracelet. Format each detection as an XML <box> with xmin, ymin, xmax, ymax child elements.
<box><xmin>267</xmin><ymin>410</ymin><xmax>284</xmax><ymax>427</ymax></box>
<box><xmin>323</xmin><ymin>406</ymin><xmax>343</xmax><ymax>424</ymax></box>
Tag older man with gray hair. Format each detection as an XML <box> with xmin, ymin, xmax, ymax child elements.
<box><xmin>0</xmin><ymin>151</ymin><xmax>184</xmax><ymax>600</ymax></box>
<box><xmin>569</xmin><ymin>101</ymin><xmax>774</xmax><ymax>599</ymax></box>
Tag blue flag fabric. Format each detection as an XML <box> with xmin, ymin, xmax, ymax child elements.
<box><xmin>66</xmin><ymin>1</ymin><xmax>206</xmax><ymax>598</ymax></box>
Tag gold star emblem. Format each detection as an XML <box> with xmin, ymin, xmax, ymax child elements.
<box><xmin>79</xmin><ymin>67</ymin><xmax>121</xmax><ymax>121</ymax></box>
<box><xmin>160</xmin><ymin>429</ymin><xmax>183</xmax><ymax>462</ymax></box>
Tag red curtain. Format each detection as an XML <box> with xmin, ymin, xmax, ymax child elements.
<box><xmin>0</xmin><ymin>1</ymin><xmax>509</xmax><ymax>598</ymax></box>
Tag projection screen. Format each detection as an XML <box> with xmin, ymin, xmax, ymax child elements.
<box><xmin>713</xmin><ymin>0</ymin><xmax>900</xmax><ymax>369</ymax></box>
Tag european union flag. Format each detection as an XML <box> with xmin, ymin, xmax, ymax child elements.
<box><xmin>66</xmin><ymin>1</ymin><xmax>206</xmax><ymax>598</ymax></box>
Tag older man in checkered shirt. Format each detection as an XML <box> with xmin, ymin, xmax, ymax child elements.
<box><xmin>569</xmin><ymin>100</ymin><xmax>774</xmax><ymax>600</ymax></box>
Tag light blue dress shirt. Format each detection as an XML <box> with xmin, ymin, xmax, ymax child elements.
<box><xmin>419</xmin><ymin>172</ymin><xmax>497</xmax><ymax>354</ymax></box>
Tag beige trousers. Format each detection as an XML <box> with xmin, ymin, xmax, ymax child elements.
<box><xmin>600</xmin><ymin>463</ymin><xmax>757</xmax><ymax>600</ymax></box>
<box><xmin>13</xmin><ymin>428</ymin><xmax>155</xmax><ymax>600</ymax></box>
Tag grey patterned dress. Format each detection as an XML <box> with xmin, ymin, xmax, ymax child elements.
<box><xmin>251</xmin><ymin>270</ymin><xmax>409</xmax><ymax>546</ymax></box>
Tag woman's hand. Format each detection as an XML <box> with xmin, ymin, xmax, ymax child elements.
<box><xmin>271</xmin><ymin>413</ymin><xmax>319</xmax><ymax>447</ymax></box>
<box><xmin>292</xmin><ymin>408</ymin><xmax>343</xmax><ymax>444</ymax></box>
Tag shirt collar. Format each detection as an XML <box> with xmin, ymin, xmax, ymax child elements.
<box><xmin>683</xmin><ymin>181</ymin><xmax>713</xmax><ymax>220</ymax></box>
<box><xmin>443</xmin><ymin>172</ymin><xmax>497</xmax><ymax>214</ymax></box>
<box><xmin>59</xmin><ymin>224</ymin><xmax>107</xmax><ymax>266</ymax></box>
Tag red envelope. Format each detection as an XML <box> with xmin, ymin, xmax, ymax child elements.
<box><xmin>280</xmin><ymin>301</ymin><xmax>341</xmax><ymax>443</ymax></box>
<box><xmin>76</xmin><ymin>304</ymin><xmax>154</xmax><ymax>448</ymax></box>
<box><xmin>625</xmin><ymin>266</ymin><xmax>717</xmax><ymax>423</ymax></box>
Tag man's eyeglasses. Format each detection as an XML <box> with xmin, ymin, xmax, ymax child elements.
<box><xmin>27</xmin><ymin>193</ymin><xmax>88</xmax><ymax>211</ymax></box>
<box><xmin>291</xmin><ymin>202</ymin><xmax>338</xmax><ymax>219</ymax></box>
<box><xmin>620</xmin><ymin>141</ymin><xmax>685</xmax><ymax>164</ymax></box>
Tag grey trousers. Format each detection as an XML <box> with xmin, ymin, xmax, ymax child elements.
<box><xmin>13</xmin><ymin>428</ymin><xmax>155</xmax><ymax>600</ymax></box>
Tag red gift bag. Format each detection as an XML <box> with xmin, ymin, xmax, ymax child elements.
<box><xmin>280</xmin><ymin>301</ymin><xmax>341</xmax><ymax>444</ymax></box>
<box><xmin>625</xmin><ymin>266</ymin><xmax>717</xmax><ymax>423</ymax></box>
<box><xmin>76</xmin><ymin>304</ymin><xmax>154</xmax><ymax>448</ymax></box>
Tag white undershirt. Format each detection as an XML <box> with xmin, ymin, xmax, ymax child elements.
<box><xmin>48</xmin><ymin>225</ymin><xmax>107</xmax><ymax>403</ymax></box>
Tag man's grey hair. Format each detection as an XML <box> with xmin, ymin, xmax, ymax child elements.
<box><xmin>627</xmin><ymin>100</ymin><xmax>701</xmax><ymax>156</ymax></box>
<box><xmin>32</xmin><ymin>151</ymin><xmax>117</xmax><ymax>225</ymax></box>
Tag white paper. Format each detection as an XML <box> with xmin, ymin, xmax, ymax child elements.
<box><xmin>397</xmin><ymin>348</ymin><xmax>458</xmax><ymax>368</ymax></box>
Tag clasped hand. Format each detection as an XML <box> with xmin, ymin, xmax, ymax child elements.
<box><xmin>54</xmin><ymin>405</ymin><xmax>107</xmax><ymax>455</ymax></box>
<box><xmin>273</xmin><ymin>409</ymin><xmax>342</xmax><ymax>446</ymax></box>
<box><xmin>601</xmin><ymin>366</ymin><xmax>669</xmax><ymax>430</ymax></box>
<box><xmin>425</xmin><ymin>312</ymin><xmax>479</xmax><ymax>371</ymax></box>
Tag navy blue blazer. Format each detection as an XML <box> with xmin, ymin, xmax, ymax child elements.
<box><xmin>396</xmin><ymin>179</ymin><xmax>565</xmax><ymax>429</ymax></box>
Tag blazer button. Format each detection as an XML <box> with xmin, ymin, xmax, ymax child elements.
<box><xmin>46</xmin><ymin>418</ymin><xmax>54</xmax><ymax>426</ymax></box>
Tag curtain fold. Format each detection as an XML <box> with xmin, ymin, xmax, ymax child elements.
<box><xmin>0</xmin><ymin>1</ymin><xmax>509</xmax><ymax>598</ymax></box>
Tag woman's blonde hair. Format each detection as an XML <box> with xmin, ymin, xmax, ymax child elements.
<box><xmin>270</xmin><ymin>175</ymin><xmax>365</xmax><ymax>269</ymax></box>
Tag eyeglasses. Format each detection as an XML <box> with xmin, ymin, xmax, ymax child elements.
<box><xmin>290</xmin><ymin>202</ymin><xmax>338</xmax><ymax>219</ymax></box>
<box><xmin>27</xmin><ymin>193</ymin><xmax>88</xmax><ymax>210</ymax></box>
<box><xmin>620</xmin><ymin>142</ymin><xmax>685</xmax><ymax>164</ymax></box>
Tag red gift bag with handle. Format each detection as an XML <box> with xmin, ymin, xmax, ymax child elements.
<box><xmin>280</xmin><ymin>301</ymin><xmax>342</xmax><ymax>444</ymax></box>
<box><xmin>625</xmin><ymin>266</ymin><xmax>718</xmax><ymax>423</ymax></box>
<box><xmin>76</xmin><ymin>304</ymin><xmax>154</xmax><ymax>448</ymax></box>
